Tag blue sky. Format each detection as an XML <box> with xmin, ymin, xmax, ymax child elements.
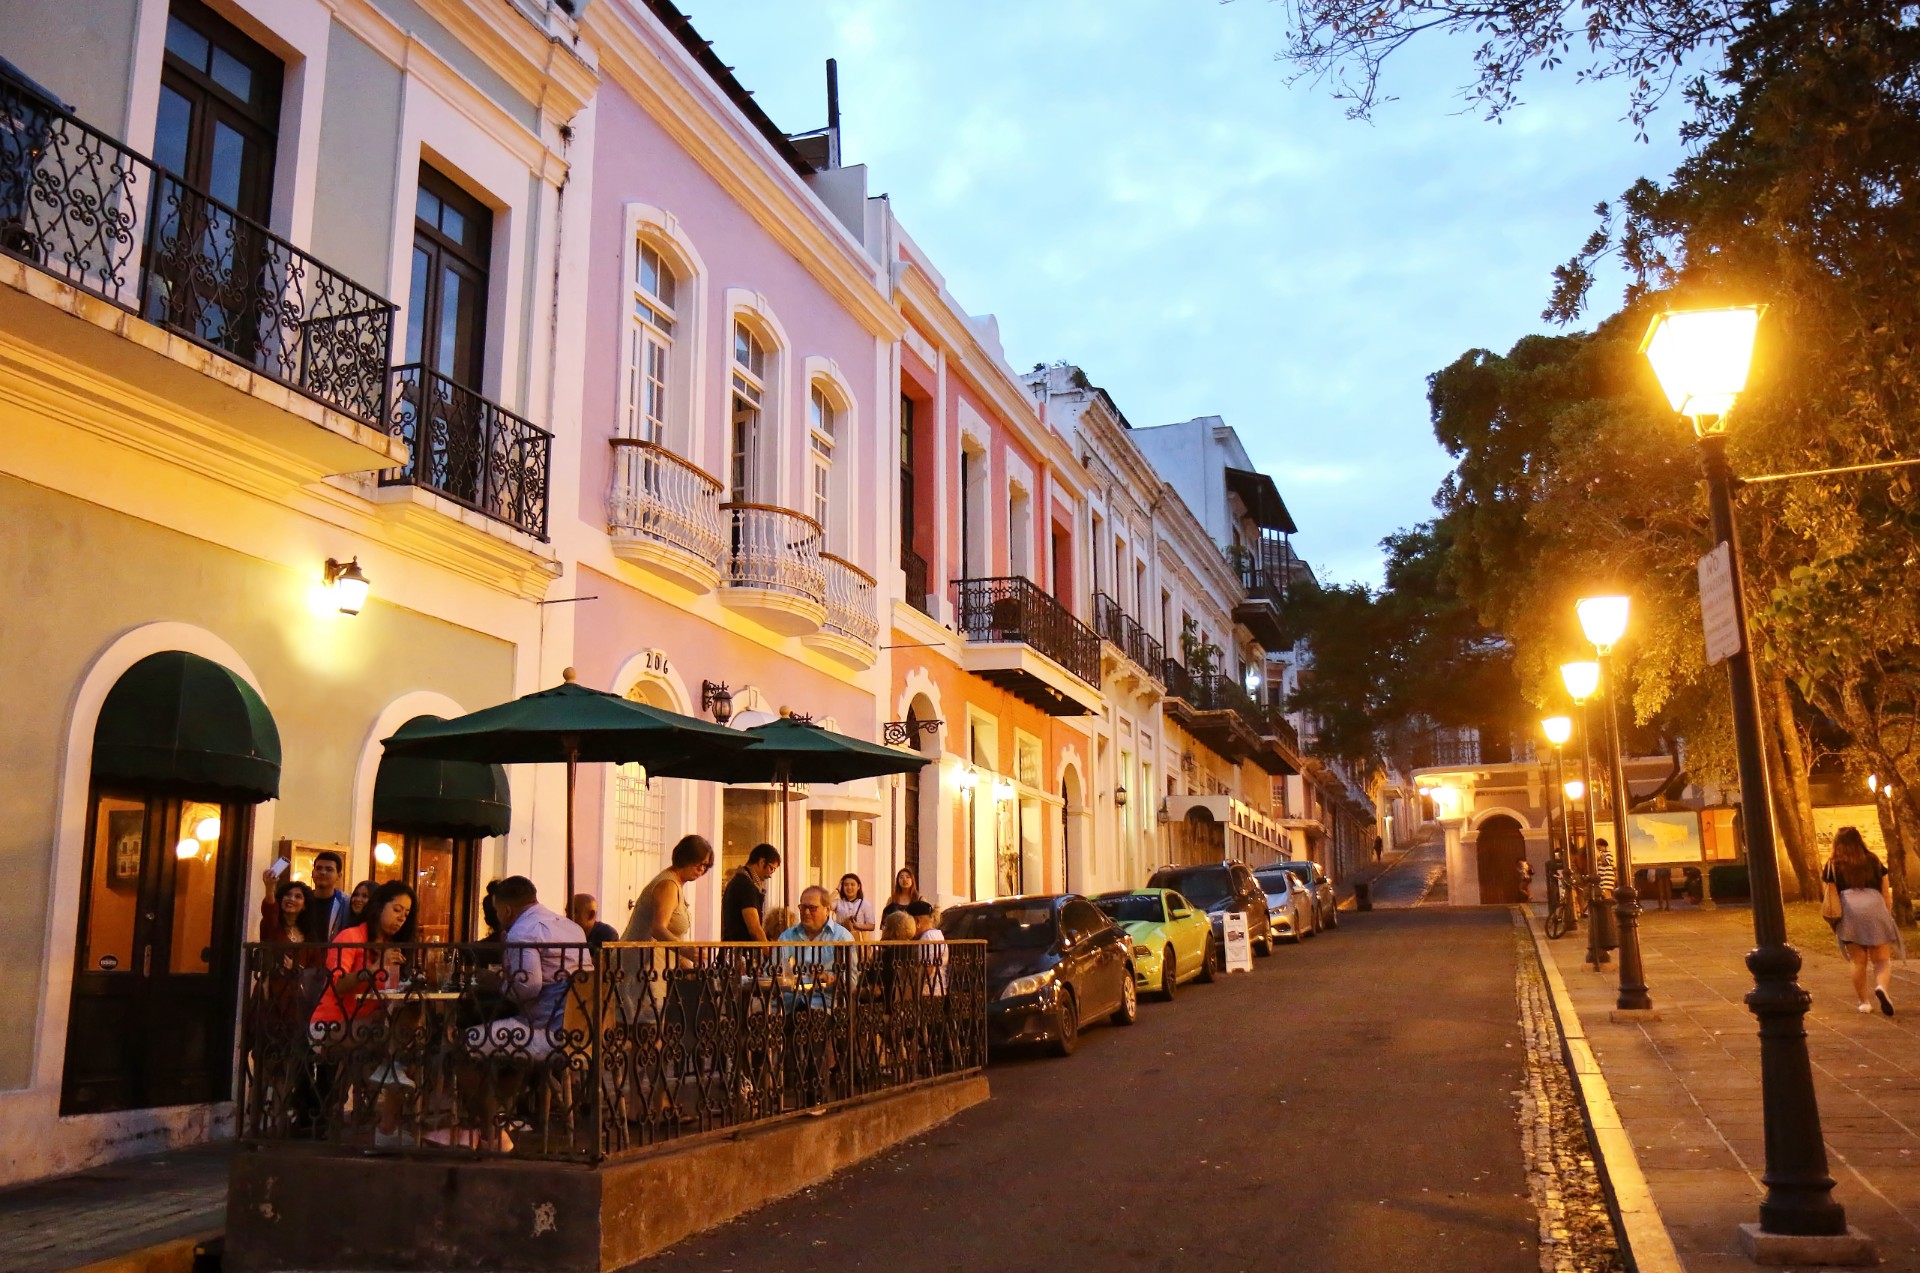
<box><xmin>685</xmin><ymin>1</ymin><xmax>1688</xmax><ymax>587</ymax></box>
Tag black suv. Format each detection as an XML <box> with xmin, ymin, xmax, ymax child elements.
<box><xmin>1145</xmin><ymin>862</ymin><xmax>1274</xmax><ymax>958</ymax></box>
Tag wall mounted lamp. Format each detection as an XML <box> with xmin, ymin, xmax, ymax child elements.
<box><xmin>700</xmin><ymin>680</ymin><xmax>734</xmax><ymax>725</ymax></box>
<box><xmin>1114</xmin><ymin>783</ymin><xmax>1129</xmax><ymax>807</ymax></box>
<box><xmin>323</xmin><ymin>557</ymin><xmax>370</xmax><ymax>616</ymax></box>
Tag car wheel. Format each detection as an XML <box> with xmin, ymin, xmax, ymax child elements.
<box><xmin>1327</xmin><ymin>902</ymin><xmax>1340</xmax><ymax>929</ymax></box>
<box><xmin>1254</xmin><ymin>929</ymin><xmax>1273</xmax><ymax>957</ymax></box>
<box><xmin>1197</xmin><ymin>938</ymin><xmax>1218</xmax><ymax>984</ymax></box>
<box><xmin>1051</xmin><ymin>991</ymin><xmax>1079</xmax><ymax>1057</ymax></box>
<box><xmin>1160</xmin><ymin>946</ymin><xmax>1178</xmax><ymax>1000</ymax></box>
<box><xmin>1112</xmin><ymin>971</ymin><xmax>1139</xmax><ymax>1026</ymax></box>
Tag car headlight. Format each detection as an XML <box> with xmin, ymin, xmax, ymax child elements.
<box><xmin>1132</xmin><ymin>944</ymin><xmax>1151</xmax><ymax>958</ymax></box>
<box><xmin>999</xmin><ymin>971</ymin><xmax>1053</xmax><ymax>1000</ymax></box>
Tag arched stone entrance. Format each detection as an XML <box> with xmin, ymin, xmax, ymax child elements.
<box><xmin>1475</xmin><ymin>814</ymin><xmax>1528</xmax><ymax>904</ymax></box>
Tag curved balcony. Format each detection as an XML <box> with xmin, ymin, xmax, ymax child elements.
<box><xmin>803</xmin><ymin>553</ymin><xmax>879</xmax><ymax>668</ymax></box>
<box><xmin>719</xmin><ymin>503</ymin><xmax>826</xmax><ymax>635</ymax></box>
<box><xmin>608</xmin><ymin>439</ymin><xmax>725</xmax><ymax>592</ymax></box>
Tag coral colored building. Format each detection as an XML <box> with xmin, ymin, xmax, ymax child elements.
<box><xmin>886</xmin><ymin>226</ymin><xmax>1099</xmax><ymax>906</ymax></box>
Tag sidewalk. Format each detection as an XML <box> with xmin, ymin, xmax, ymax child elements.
<box><xmin>0</xmin><ymin>1142</ymin><xmax>227</xmax><ymax>1273</ymax></box>
<box><xmin>1535</xmin><ymin>904</ymin><xmax>1920</xmax><ymax>1271</ymax></box>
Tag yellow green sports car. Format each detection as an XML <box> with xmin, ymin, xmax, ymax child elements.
<box><xmin>1090</xmin><ymin>888</ymin><xmax>1216</xmax><ymax>1000</ymax></box>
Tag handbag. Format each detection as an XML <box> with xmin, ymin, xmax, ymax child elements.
<box><xmin>1820</xmin><ymin>879</ymin><xmax>1844</xmax><ymax>923</ymax></box>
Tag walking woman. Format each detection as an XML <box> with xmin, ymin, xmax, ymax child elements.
<box><xmin>1824</xmin><ymin>827</ymin><xmax>1903</xmax><ymax>1015</ymax></box>
<box><xmin>833</xmin><ymin>873</ymin><xmax>877</xmax><ymax>940</ymax></box>
<box><xmin>882</xmin><ymin>867</ymin><xmax>920</xmax><ymax>919</ymax></box>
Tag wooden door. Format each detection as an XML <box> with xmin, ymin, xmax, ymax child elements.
<box><xmin>1475</xmin><ymin>816</ymin><xmax>1528</xmax><ymax>905</ymax></box>
<box><xmin>63</xmin><ymin>789</ymin><xmax>247</xmax><ymax>1113</ymax></box>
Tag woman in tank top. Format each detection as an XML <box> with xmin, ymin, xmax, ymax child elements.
<box><xmin>622</xmin><ymin>834</ymin><xmax>714</xmax><ymax>942</ymax></box>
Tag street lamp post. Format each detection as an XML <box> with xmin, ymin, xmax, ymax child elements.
<box><xmin>1642</xmin><ymin>305</ymin><xmax>1851</xmax><ymax>1243</ymax></box>
<box><xmin>1578</xmin><ymin>595</ymin><xmax>1653</xmax><ymax>1012</ymax></box>
<box><xmin>1542</xmin><ymin>716</ymin><xmax>1574</xmax><ymax>915</ymax></box>
<box><xmin>1562</xmin><ymin>660</ymin><xmax>1611</xmax><ymax>968</ymax></box>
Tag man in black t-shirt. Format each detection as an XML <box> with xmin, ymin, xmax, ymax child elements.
<box><xmin>721</xmin><ymin>843</ymin><xmax>781</xmax><ymax>942</ymax></box>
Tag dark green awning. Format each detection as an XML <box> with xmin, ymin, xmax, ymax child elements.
<box><xmin>372</xmin><ymin>716</ymin><xmax>511</xmax><ymax>838</ymax></box>
<box><xmin>91</xmin><ymin>651</ymin><xmax>281</xmax><ymax>803</ymax></box>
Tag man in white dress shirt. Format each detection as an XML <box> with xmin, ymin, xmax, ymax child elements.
<box><xmin>465</xmin><ymin>875</ymin><xmax>590</xmax><ymax>1060</ymax></box>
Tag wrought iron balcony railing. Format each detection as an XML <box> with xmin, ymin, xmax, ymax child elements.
<box><xmin>723</xmin><ymin>503</ymin><xmax>825</xmax><ymax>602</ymax></box>
<box><xmin>1161</xmin><ymin>657</ymin><xmax>1196</xmax><ymax>705</ymax></box>
<box><xmin>900</xmin><ymin>545</ymin><xmax>931</xmax><ymax>616</ymax></box>
<box><xmin>608</xmin><ymin>438</ymin><xmax>725</xmax><ymax>563</ymax></box>
<box><xmin>237</xmin><ymin>939</ymin><xmax>987</xmax><ymax>1164</ymax></box>
<box><xmin>1239</xmin><ymin>561</ymin><xmax>1288</xmax><ymax>609</ymax></box>
<box><xmin>953</xmin><ymin>576</ymin><xmax>1101</xmax><ymax>687</ymax></box>
<box><xmin>0</xmin><ymin>76</ymin><xmax>393</xmax><ymax>425</ymax></box>
<box><xmin>1091</xmin><ymin>592</ymin><xmax>1165</xmax><ymax>680</ymax></box>
<box><xmin>386</xmin><ymin>364</ymin><xmax>551</xmax><ymax>539</ymax></box>
<box><xmin>821</xmin><ymin>552</ymin><xmax>879</xmax><ymax>649</ymax></box>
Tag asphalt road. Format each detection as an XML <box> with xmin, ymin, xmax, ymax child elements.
<box><xmin>637</xmin><ymin>908</ymin><xmax>1537</xmax><ymax>1273</ymax></box>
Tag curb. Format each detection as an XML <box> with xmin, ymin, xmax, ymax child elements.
<box><xmin>1519</xmin><ymin>909</ymin><xmax>1687</xmax><ymax>1273</ymax></box>
<box><xmin>57</xmin><ymin>1230</ymin><xmax>218</xmax><ymax>1273</ymax></box>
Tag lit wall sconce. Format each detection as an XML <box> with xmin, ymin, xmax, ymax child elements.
<box><xmin>174</xmin><ymin>837</ymin><xmax>201</xmax><ymax>860</ymax></box>
<box><xmin>1243</xmin><ymin>667</ymin><xmax>1262</xmax><ymax>695</ymax></box>
<box><xmin>1114</xmin><ymin>784</ymin><xmax>1129</xmax><ymax>807</ymax></box>
<box><xmin>701</xmin><ymin>680</ymin><xmax>734</xmax><ymax>725</ymax></box>
<box><xmin>956</xmin><ymin>768</ymin><xmax>980</xmax><ymax>792</ymax></box>
<box><xmin>323</xmin><ymin>557</ymin><xmax>370</xmax><ymax>615</ymax></box>
<box><xmin>373</xmin><ymin>840</ymin><xmax>398</xmax><ymax>867</ymax></box>
<box><xmin>991</xmin><ymin>776</ymin><xmax>1016</xmax><ymax>802</ymax></box>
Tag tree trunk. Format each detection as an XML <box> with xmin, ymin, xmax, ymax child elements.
<box><xmin>1875</xmin><ymin>793</ymin><xmax>1914</xmax><ymax>927</ymax></box>
<box><xmin>1762</xmin><ymin>669</ymin><xmax>1821</xmax><ymax>901</ymax></box>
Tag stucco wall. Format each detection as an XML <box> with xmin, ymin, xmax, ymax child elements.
<box><xmin>0</xmin><ymin>0</ymin><xmax>139</xmax><ymax>137</ymax></box>
<box><xmin>1</xmin><ymin>474</ymin><xmax>515</xmax><ymax>1089</ymax></box>
<box><xmin>310</xmin><ymin>20</ymin><xmax>403</xmax><ymax>294</ymax></box>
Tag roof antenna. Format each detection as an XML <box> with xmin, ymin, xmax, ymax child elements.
<box><xmin>825</xmin><ymin>58</ymin><xmax>841</xmax><ymax>168</ymax></box>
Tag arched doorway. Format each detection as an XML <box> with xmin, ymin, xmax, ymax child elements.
<box><xmin>63</xmin><ymin>651</ymin><xmax>278</xmax><ymax>1114</ymax></box>
<box><xmin>1476</xmin><ymin>815</ymin><xmax>1528</xmax><ymax>904</ymax></box>
<box><xmin>612</xmin><ymin>681</ymin><xmax>676</xmax><ymax>920</ymax></box>
<box><xmin>1060</xmin><ymin>766</ymin><xmax>1086</xmax><ymax>892</ymax></box>
<box><xmin>369</xmin><ymin>717</ymin><xmax>509</xmax><ymax>944</ymax></box>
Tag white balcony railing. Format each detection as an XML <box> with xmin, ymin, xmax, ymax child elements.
<box><xmin>722</xmin><ymin>503</ymin><xmax>825</xmax><ymax>603</ymax></box>
<box><xmin>820</xmin><ymin>553</ymin><xmax>878</xmax><ymax>648</ymax></box>
<box><xmin>609</xmin><ymin>439</ymin><xmax>725</xmax><ymax>564</ymax></box>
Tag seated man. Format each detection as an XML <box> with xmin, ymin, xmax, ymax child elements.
<box><xmin>465</xmin><ymin>876</ymin><xmax>591</xmax><ymax>1062</ymax></box>
<box><xmin>777</xmin><ymin>886</ymin><xmax>854</xmax><ymax>1010</ymax></box>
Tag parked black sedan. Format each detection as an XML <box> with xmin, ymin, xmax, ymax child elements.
<box><xmin>941</xmin><ymin>894</ymin><xmax>1137</xmax><ymax>1056</ymax></box>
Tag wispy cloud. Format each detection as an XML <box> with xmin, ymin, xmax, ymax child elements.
<box><xmin>685</xmin><ymin>0</ymin><xmax>1684</xmax><ymax>586</ymax></box>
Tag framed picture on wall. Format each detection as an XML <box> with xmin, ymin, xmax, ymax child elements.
<box><xmin>108</xmin><ymin>809</ymin><xmax>144</xmax><ymax>888</ymax></box>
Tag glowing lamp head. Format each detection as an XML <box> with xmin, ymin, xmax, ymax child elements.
<box><xmin>1243</xmin><ymin>666</ymin><xmax>1262</xmax><ymax>694</ymax></box>
<box><xmin>991</xmin><ymin>777</ymin><xmax>1017</xmax><ymax>802</ymax></box>
<box><xmin>324</xmin><ymin>557</ymin><xmax>370</xmax><ymax>616</ymax></box>
<box><xmin>1639</xmin><ymin>305</ymin><xmax>1764</xmax><ymax>432</ymax></box>
<box><xmin>1560</xmin><ymin>660</ymin><xmax>1600</xmax><ymax>703</ymax></box>
<box><xmin>192</xmin><ymin>815</ymin><xmax>221</xmax><ymax>842</ymax></box>
<box><xmin>1541</xmin><ymin>716</ymin><xmax>1573</xmax><ymax>747</ymax></box>
<box><xmin>956</xmin><ymin>769</ymin><xmax>979</xmax><ymax>792</ymax></box>
<box><xmin>1576</xmin><ymin>595</ymin><xmax>1631</xmax><ymax>651</ymax></box>
<box><xmin>1869</xmin><ymin>773</ymin><xmax>1880</xmax><ymax>794</ymax></box>
<box><xmin>373</xmin><ymin>841</ymin><xmax>398</xmax><ymax>866</ymax></box>
<box><xmin>175</xmin><ymin>837</ymin><xmax>201</xmax><ymax>860</ymax></box>
<box><xmin>1564</xmin><ymin>779</ymin><xmax>1586</xmax><ymax>802</ymax></box>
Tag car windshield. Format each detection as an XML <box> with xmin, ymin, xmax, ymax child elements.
<box><xmin>1267</xmin><ymin>863</ymin><xmax>1311</xmax><ymax>884</ymax></box>
<box><xmin>1155</xmin><ymin>871</ymin><xmax>1232</xmax><ymax>909</ymax></box>
<box><xmin>1092</xmin><ymin>893</ymin><xmax>1165</xmax><ymax>924</ymax></box>
<box><xmin>941</xmin><ymin>903</ymin><xmax>1058</xmax><ymax>950</ymax></box>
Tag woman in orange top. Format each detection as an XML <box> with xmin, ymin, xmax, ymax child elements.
<box><xmin>309</xmin><ymin>881</ymin><xmax>417</xmax><ymax>1145</ymax></box>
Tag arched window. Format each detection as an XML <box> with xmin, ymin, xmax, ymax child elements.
<box><xmin>623</xmin><ymin>242</ymin><xmax>678</xmax><ymax>444</ymax></box>
<box><xmin>730</xmin><ymin>320</ymin><xmax>768</xmax><ymax>502</ymax></box>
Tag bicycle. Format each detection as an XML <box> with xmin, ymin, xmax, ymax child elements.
<box><xmin>1543</xmin><ymin>861</ymin><xmax>1579</xmax><ymax>940</ymax></box>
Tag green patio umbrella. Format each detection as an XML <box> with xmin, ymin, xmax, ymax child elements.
<box><xmin>379</xmin><ymin>669</ymin><xmax>754</xmax><ymax>903</ymax></box>
<box><xmin>648</xmin><ymin>712</ymin><xmax>932</xmax><ymax>903</ymax></box>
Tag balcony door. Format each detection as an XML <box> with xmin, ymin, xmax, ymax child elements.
<box><xmin>401</xmin><ymin>168</ymin><xmax>493</xmax><ymax>506</ymax></box>
<box><xmin>148</xmin><ymin>0</ymin><xmax>282</xmax><ymax>351</ymax></box>
<box><xmin>406</xmin><ymin>166</ymin><xmax>491</xmax><ymax>391</ymax></box>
